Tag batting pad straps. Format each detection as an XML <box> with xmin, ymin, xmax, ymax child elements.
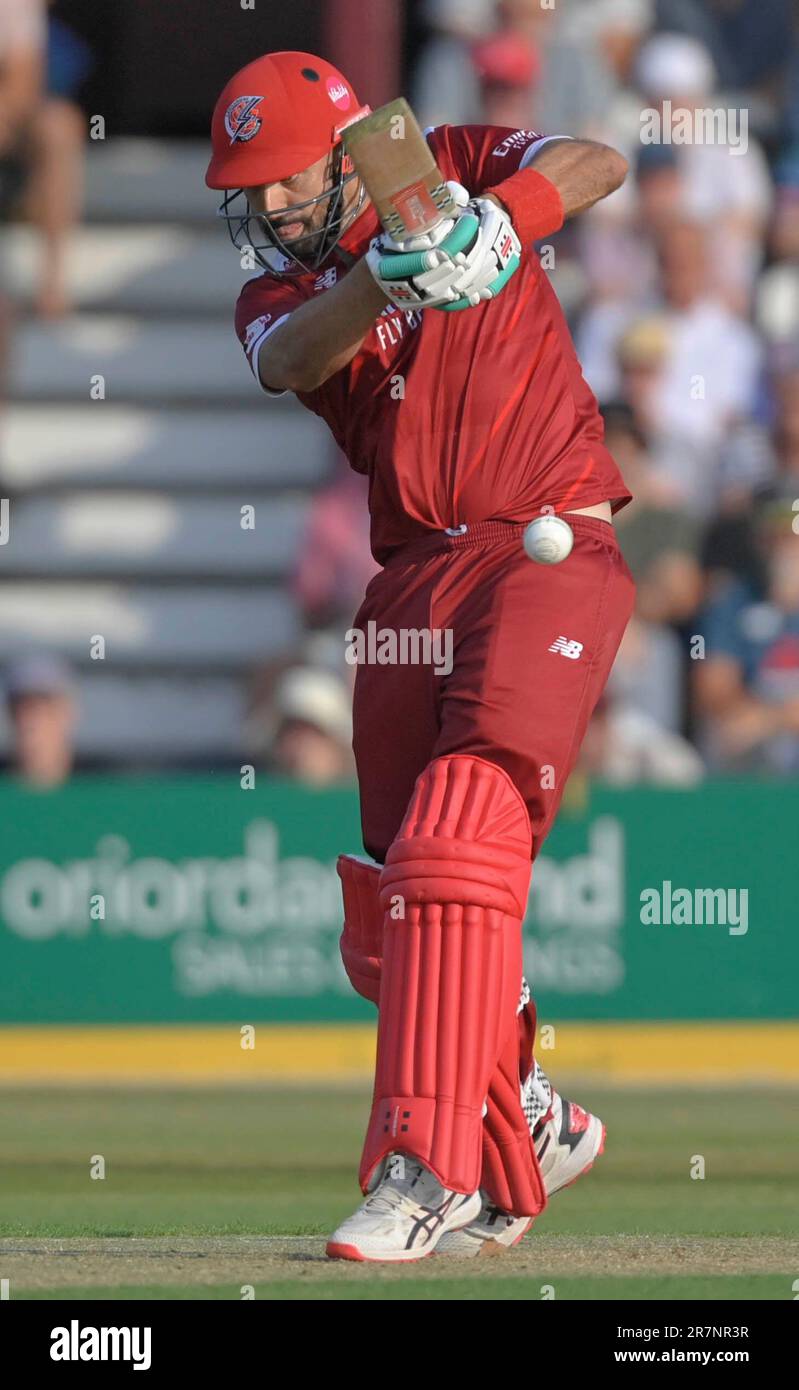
<box><xmin>337</xmin><ymin>855</ymin><xmax>382</xmax><ymax>1006</ymax></box>
<box><xmin>360</xmin><ymin>756</ymin><xmax>533</xmax><ymax>1198</ymax></box>
<box><xmin>481</xmin><ymin>1018</ymin><xmax>546</xmax><ymax>1218</ymax></box>
<box><xmin>484</xmin><ymin>166</ymin><xmax>564</xmax><ymax>246</ymax></box>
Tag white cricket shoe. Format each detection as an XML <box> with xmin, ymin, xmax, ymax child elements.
<box><xmin>436</xmin><ymin>1092</ymin><xmax>605</xmax><ymax>1258</ymax></box>
<box><xmin>326</xmin><ymin>1155</ymin><xmax>481</xmax><ymax>1263</ymax></box>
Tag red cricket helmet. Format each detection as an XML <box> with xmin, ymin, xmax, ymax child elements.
<box><xmin>206</xmin><ymin>51</ymin><xmax>371</xmax><ymax>277</ymax></box>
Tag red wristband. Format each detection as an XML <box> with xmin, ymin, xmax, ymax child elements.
<box><xmin>484</xmin><ymin>167</ymin><xmax>564</xmax><ymax>246</ymax></box>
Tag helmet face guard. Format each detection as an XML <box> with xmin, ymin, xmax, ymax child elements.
<box><xmin>217</xmin><ymin>143</ymin><xmax>366</xmax><ymax>279</ymax></box>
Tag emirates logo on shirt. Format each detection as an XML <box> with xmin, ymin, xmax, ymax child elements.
<box><xmin>492</xmin><ymin>129</ymin><xmax>537</xmax><ymax>157</ymax></box>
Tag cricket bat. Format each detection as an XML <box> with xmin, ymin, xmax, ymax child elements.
<box><xmin>342</xmin><ymin>98</ymin><xmax>460</xmax><ymax>242</ymax></box>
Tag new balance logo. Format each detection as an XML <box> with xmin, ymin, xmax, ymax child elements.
<box><xmin>548</xmin><ymin>637</ymin><xmax>583</xmax><ymax>660</ymax></box>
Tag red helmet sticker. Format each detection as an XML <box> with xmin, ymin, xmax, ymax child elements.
<box><xmin>225</xmin><ymin>95</ymin><xmax>265</xmax><ymax>145</ymax></box>
<box><xmin>326</xmin><ymin>78</ymin><xmax>351</xmax><ymax>110</ymax></box>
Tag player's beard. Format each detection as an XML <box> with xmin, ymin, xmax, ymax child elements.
<box><xmin>233</xmin><ymin>170</ymin><xmax>365</xmax><ymax>277</ymax></box>
<box><xmin>266</xmin><ymin>205</ymin><xmax>329</xmax><ymax>262</ymax></box>
<box><xmin>271</xmin><ymin>176</ymin><xmax>363</xmax><ymax>260</ymax></box>
<box><xmin>274</xmin><ymin>217</ymin><xmax>326</xmax><ymax>259</ymax></box>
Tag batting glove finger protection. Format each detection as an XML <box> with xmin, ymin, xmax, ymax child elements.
<box><xmin>366</xmin><ymin>193</ymin><xmax>521</xmax><ymax>311</ymax></box>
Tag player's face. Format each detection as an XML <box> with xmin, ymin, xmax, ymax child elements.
<box><xmin>245</xmin><ymin>153</ymin><xmax>336</xmax><ymax>256</ymax></box>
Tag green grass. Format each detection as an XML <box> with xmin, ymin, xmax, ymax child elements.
<box><xmin>1</xmin><ymin>1085</ymin><xmax>796</xmax><ymax>1299</ymax></box>
<box><xmin>18</xmin><ymin>1274</ymin><xmax>791</xmax><ymax>1301</ymax></box>
<box><xmin>0</xmin><ymin>1085</ymin><xmax>795</xmax><ymax>1238</ymax></box>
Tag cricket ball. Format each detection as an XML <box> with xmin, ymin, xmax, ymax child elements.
<box><xmin>523</xmin><ymin>514</ymin><xmax>574</xmax><ymax>565</ymax></box>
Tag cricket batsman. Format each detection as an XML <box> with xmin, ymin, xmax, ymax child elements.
<box><xmin>207</xmin><ymin>51</ymin><xmax>635</xmax><ymax>1262</ymax></box>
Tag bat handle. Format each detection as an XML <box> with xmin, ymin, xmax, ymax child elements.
<box><xmin>380</xmin><ymin>212</ymin><xmax>479</xmax><ymax>278</ymax></box>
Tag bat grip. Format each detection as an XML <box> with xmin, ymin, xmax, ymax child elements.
<box><xmin>380</xmin><ymin>212</ymin><xmax>479</xmax><ymax>278</ymax></box>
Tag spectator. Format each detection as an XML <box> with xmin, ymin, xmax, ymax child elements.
<box><xmin>756</xmin><ymin>262</ymin><xmax>799</xmax><ymax>355</ymax></box>
<box><xmin>0</xmin><ymin>0</ymin><xmax>45</xmax><ymax>369</ymax></box>
<box><xmin>600</xmin><ymin>399</ymin><xmax>705</xmax><ymax>740</ymax></box>
<box><xmin>579</xmin><ymin>0</ymin><xmax>656</xmax><ymax>150</ymax></box>
<box><xmin>700</xmin><ymin>351</ymin><xmax>798</xmax><ymax>592</ymax></box>
<box><xmin>0</xmin><ymin>0</ymin><xmax>44</xmax><ymax>161</ymax></box>
<box><xmin>579</xmin><ymin>692</ymin><xmax>705</xmax><ymax>785</ymax></box>
<box><xmin>267</xmin><ymin>667</ymin><xmax>354</xmax><ymax>786</ymax></box>
<box><xmin>635</xmin><ymin>32</ymin><xmax>772</xmax><ymax>308</ymax></box>
<box><xmin>636</xmin><ymin>142</ymin><xmax>684</xmax><ymax>236</ymax></box>
<box><xmin>651</xmin><ymin>219</ymin><xmax>762</xmax><ymax>450</ymax></box>
<box><xmin>518</xmin><ymin>0</ymin><xmax>617</xmax><ymax>137</ymax></box>
<box><xmin>768</xmin><ymin>146</ymin><xmax>799</xmax><ymax>263</ymax></box>
<box><xmin>576</xmin><ymin>2</ymin><xmax>663</xmax><ymax>301</ymax></box>
<box><xmin>3</xmin><ymin>651</ymin><xmax>76</xmax><ymax>788</ymax></box>
<box><xmin>783</xmin><ymin>47</ymin><xmax>799</xmax><ymax>150</ymax></box>
<box><xmin>771</xmin><ymin>355</ymin><xmax>799</xmax><ymax>486</ymax></box>
<box><xmin>24</xmin><ymin>4</ymin><xmax>92</xmax><ymax>318</ymax></box>
<box><xmin>607</xmin><ymin>610</ymin><xmax>687</xmax><ymax>734</ymax></box>
<box><xmin>604</xmin><ymin>401</ymin><xmax>703</xmax><ymax>625</ymax></box>
<box><xmin>657</xmin><ymin>0</ymin><xmax>797</xmax><ymax>136</ymax></box>
<box><xmin>580</xmin><ymin>142</ymin><xmax>680</xmax><ymax>309</ymax></box>
<box><xmin>293</xmin><ymin>457</ymin><xmax>379</xmax><ymax>631</ymax></box>
<box><xmin>411</xmin><ymin>0</ymin><xmax>492</xmax><ymax>129</ymax></box>
<box><xmin>695</xmin><ymin>490</ymin><xmax>799</xmax><ymax>773</ymax></box>
<box><xmin>471</xmin><ymin>27</ymin><xmax>540</xmax><ymax>131</ymax></box>
<box><xmin>579</xmin><ymin>219</ymin><xmax>762</xmax><ymax>513</ymax></box>
<box><xmin>615</xmin><ymin>314</ymin><xmax>672</xmax><ymax>438</ymax></box>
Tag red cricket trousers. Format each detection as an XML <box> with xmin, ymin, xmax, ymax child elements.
<box><xmin>352</xmin><ymin>515</ymin><xmax>635</xmax><ymax>862</ymax></box>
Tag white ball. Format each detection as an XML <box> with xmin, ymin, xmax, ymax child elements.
<box><xmin>523</xmin><ymin>515</ymin><xmax>574</xmax><ymax>565</ymax></box>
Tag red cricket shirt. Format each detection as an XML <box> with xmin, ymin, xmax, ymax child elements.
<box><xmin>235</xmin><ymin>123</ymin><xmax>632</xmax><ymax>563</ymax></box>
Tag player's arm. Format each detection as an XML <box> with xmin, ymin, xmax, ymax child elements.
<box><xmin>505</xmin><ymin>138</ymin><xmax>628</xmax><ymax>219</ymax></box>
<box><xmin>258</xmin><ymin>260</ymin><xmax>389</xmax><ymax>394</ymax></box>
<box><xmin>481</xmin><ymin>137</ymin><xmax>627</xmax><ymax>244</ymax></box>
<box><xmin>258</xmin><ymin>198</ymin><xmax>505</xmax><ymax>390</ymax></box>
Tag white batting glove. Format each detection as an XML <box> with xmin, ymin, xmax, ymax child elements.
<box><xmin>425</xmin><ymin>195</ymin><xmax>522</xmax><ymax>311</ymax></box>
<box><xmin>366</xmin><ymin>190</ymin><xmax>521</xmax><ymax>311</ymax></box>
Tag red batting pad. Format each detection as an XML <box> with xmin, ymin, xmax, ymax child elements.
<box><xmin>360</xmin><ymin>756</ymin><xmax>533</xmax><ymax>1197</ymax></box>
<box><xmin>339</xmin><ymin>846</ymin><xmax>545</xmax><ymax>1214</ymax></box>
<box><xmin>337</xmin><ymin>855</ymin><xmax>382</xmax><ymax>1005</ymax></box>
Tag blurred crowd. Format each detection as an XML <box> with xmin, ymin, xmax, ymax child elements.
<box><xmin>4</xmin><ymin>0</ymin><xmax>799</xmax><ymax>791</ymax></box>
<box><xmin>0</xmin><ymin>0</ymin><xmax>91</xmax><ymax>788</ymax></box>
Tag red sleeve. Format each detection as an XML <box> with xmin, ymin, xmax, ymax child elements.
<box><xmin>426</xmin><ymin>124</ymin><xmax>565</xmax><ymax>195</ymax></box>
<box><xmin>234</xmin><ymin>274</ymin><xmax>309</xmax><ymax>397</ymax></box>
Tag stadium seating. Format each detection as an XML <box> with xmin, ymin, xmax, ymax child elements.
<box><xmin>0</xmin><ymin>140</ymin><xmax>333</xmax><ymax>764</ymax></box>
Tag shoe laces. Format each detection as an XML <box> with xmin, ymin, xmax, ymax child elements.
<box><xmin>363</xmin><ymin>1158</ymin><xmax>428</xmax><ymax>1215</ymax></box>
